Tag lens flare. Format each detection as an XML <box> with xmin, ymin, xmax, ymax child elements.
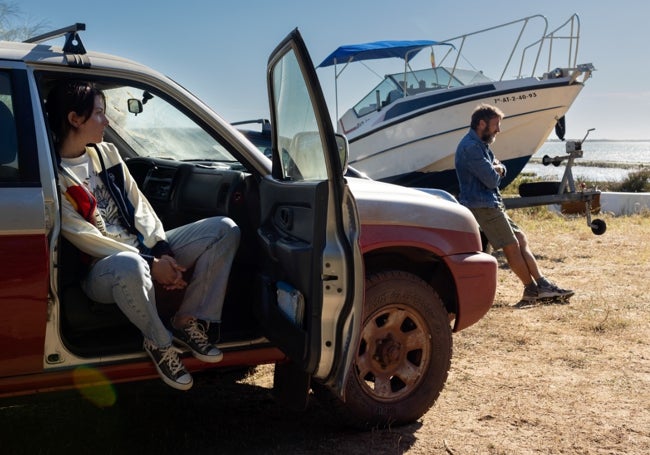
<box><xmin>72</xmin><ymin>366</ymin><xmax>117</xmax><ymax>408</ymax></box>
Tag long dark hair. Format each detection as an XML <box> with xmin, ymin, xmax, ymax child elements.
<box><xmin>46</xmin><ymin>80</ymin><xmax>105</xmax><ymax>145</ymax></box>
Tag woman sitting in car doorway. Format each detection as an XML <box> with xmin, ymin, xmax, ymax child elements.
<box><xmin>46</xmin><ymin>80</ymin><xmax>240</xmax><ymax>390</ymax></box>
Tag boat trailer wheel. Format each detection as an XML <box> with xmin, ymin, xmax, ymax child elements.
<box><xmin>590</xmin><ymin>218</ymin><xmax>607</xmax><ymax>235</ymax></box>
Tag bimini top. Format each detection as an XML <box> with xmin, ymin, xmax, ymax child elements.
<box><xmin>317</xmin><ymin>40</ymin><xmax>453</xmax><ymax>68</ymax></box>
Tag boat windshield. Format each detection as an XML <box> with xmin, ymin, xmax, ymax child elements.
<box><xmin>353</xmin><ymin>66</ymin><xmax>493</xmax><ymax>117</ymax></box>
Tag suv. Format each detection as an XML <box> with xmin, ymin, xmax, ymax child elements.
<box><xmin>0</xmin><ymin>24</ymin><xmax>496</xmax><ymax>428</ymax></box>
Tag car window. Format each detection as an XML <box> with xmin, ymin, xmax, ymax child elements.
<box><xmin>272</xmin><ymin>51</ymin><xmax>328</xmax><ymax>181</ymax></box>
<box><xmin>0</xmin><ymin>72</ymin><xmax>20</xmax><ymax>183</ymax></box>
<box><xmin>101</xmin><ymin>85</ymin><xmax>238</xmax><ymax>164</ymax></box>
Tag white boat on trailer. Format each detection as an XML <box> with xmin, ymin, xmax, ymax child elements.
<box><xmin>317</xmin><ymin>14</ymin><xmax>594</xmax><ymax>193</ymax></box>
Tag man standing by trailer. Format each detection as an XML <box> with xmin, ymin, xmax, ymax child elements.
<box><xmin>455</xmin><ymin>104</ymin><xmax>573</xmax><ymax>306</ymax></box>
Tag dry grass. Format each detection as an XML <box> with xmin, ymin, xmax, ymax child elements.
<box><xmin>416</xmin><ymin>211</ymin><xmax>650</xmax><ymax>454</ymax></box>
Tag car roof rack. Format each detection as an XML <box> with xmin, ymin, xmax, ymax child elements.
<box><xmin>23</xmin><ymin>23</ymin><xmax>87</xmax><ymax>54</ymax></box>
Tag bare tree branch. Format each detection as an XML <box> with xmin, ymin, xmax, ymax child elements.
<box><xmin>0</xmin><ymin>2</ymin><xmax>49</xmax><ymax>41</ymax></box>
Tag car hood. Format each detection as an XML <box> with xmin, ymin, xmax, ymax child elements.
<box><xmin>347</xmin><ymin>177</ymin><xmax>481</xmax><ymax>237</ymax></box>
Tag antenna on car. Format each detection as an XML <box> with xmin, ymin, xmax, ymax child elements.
<box><xmin>23</xmin><ymin>23</ymin><xmax>87</xmax><ymax>54</ymax></box>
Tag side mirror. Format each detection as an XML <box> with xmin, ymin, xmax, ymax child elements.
<box><xmin>335</xmin><ymin>133</ymin><xmax>349</xmax><ymax>176</ymax></box>
<box><xmin>127</xmin><ymin>98</ymin><xmax>143</xmax><ymax>115</ymax></box>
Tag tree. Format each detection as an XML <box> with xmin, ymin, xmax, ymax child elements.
<box><xmin>0</xmin><ymin>2</ymin><xmax>48</xmax><ymax>41</ymax></box>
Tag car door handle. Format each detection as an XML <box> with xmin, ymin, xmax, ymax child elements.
<box><xmin>278</xmin><ymin>207</ymin><xmax>293</xmax><ymax>230</ymax></box>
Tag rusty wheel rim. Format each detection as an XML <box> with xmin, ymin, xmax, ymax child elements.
<box><xmin>354</xmin><ymin>304</ymin><xmax>431</xmax><ymax>401</ymax></box>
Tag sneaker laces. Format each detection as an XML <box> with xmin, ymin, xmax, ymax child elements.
<box><xmin>540</xmin><ymin>281</ymin><xmax>564</xmax><ymax>292</ymax></box>
<box><xmin>157</xmin><ymin>345</ymin><xmax>185</xmax><ymax>376</ymax></box>
<box><xmin>184</xmin><ymin>319</ymin><xmax>211</xmax><ymax>350</ymax></box>
<box><xmin>538</xmin><ymin>277</ymin><xmax>562</xmax><ymax>291</ymax></box>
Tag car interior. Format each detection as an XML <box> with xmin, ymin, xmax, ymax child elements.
<box><xmin>0</xmin><ymin>73</ymin><xmax>20</xmax><ymax>182</ymax></box>
<box><xmin>39</xmin><ymin>76</ymin><xmax>273</xmax><ymax>358</ymax></box>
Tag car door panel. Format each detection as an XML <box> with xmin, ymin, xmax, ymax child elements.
<box><xmin>0</xmin><ymin>68</ymin><xmax>49</xmax><ymax>377</ymax></box>
<box><xmin>255</xmin><ymin>29</ymin><xmax>363</xmax><ymax>396</ymax></box>
<box><xmin>255</xmin><ymin>178</ymin><xmax>327</xmax><ymax>366</ymax></box>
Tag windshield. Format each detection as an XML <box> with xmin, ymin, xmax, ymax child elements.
<box><xmin>103</xmin><ymin>86</ymin><xmax>237</xmax><ymax>162</ymax></box>
<box><xmin>352</xmin><ymin>67</ymin><xmax>493</xmax><ymax>117</ymax></box>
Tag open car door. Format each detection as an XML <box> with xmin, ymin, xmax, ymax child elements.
<box><xmin>255</xmin><ymin>29</ymin><xmax>363</xmax><ymax>401</ymax></box>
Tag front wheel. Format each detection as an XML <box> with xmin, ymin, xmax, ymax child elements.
<box><xmin>314</xmin><ymin>271</ymin><xmax>452</xmax><ymax>428</ymax></box>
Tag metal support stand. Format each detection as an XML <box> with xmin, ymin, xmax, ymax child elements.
<box><xmin>503</xmin><ymin>128</ymin><xmax>607</xmax><ymax>235</ymax></box>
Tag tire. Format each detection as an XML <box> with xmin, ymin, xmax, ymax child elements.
<box><xmin>591</xmin><ymin>219</ymin><xmax>607</xmax><ymax>235</ymax></box>
<box><xmin>314</xmin><ymin>271</ymin><xmax>452</xmax><ymax>429</ymax></box>
<box><xmin>518</xmin><ymin>181</ymin><xmax>561</xmax><ymax>197</ymax></box>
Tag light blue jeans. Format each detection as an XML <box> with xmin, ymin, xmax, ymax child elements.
<box><xmin>81</xmin><ymin>217</ymin><xmax>240</xmax><ymax>347</ymax></box>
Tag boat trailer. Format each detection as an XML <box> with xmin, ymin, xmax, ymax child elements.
<box><xmin>502</xmin><ymin>128</ymin><xmax>607</xmax><ymax>235</ymax></box>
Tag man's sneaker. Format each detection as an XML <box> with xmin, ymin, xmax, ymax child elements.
<box><xmin>537</xmin><ymin>281</ymin><xmax>574</xmax><ymax>299</ymax></box>
<box><xmin>513</xmin><ymin>283</ymin><xmax>539</xmax><ymax>308</ymax></box>
<box><xmin>143</xmin><ymin>339</ymin><xmax>193</xmax><ymax>391</ymax></box>
<box><xmin>522</xmin><ymin>282</ymin><xmax>539</xmax><ymax>301</ymax></box>
<box><xmin>172</xmin><ymin>318</ymin><xmax>223</xmax><ymax>363</ymax></box>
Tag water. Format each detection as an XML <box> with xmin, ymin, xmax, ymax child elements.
<box><xmin>521</xmin><ymin>140</ymin><xmax>650</xmax><ymax>182</ymax></box>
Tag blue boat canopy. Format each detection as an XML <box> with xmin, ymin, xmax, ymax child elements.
<box><xmin>317</xmin><ymin>40</ymin><xmax>453</xmax><ymax>68</ymax></box>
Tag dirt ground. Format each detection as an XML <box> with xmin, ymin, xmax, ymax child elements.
<box><xmin>1</xmin><ymin>212</ymin><xmax>649</xmax><ymax>454</ymax></box>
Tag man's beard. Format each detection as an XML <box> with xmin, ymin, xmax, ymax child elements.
<box><xmin>481</xmin><ymin>131</ymin><xmax>496</xmax><ymax>144</ymax></box>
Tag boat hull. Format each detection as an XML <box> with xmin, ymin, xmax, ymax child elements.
<box><xmin>380</xmin><ymin>155</ymin><xmax>531</xmax><ymax>194</ymax></box>
<box><xmin>343</xmin><ymin>79</ymin><xmax>584</xmax><ymax>191</ymax></box>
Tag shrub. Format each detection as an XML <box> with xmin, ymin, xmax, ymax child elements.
<box><xmin>610</xmin><ymin>169</ymin><xmax>650</xmax><ymax>193</ymax></box>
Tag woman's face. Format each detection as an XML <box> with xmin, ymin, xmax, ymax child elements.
<box><xmin>70</xmin><ymin>94</ymin><xmax>109</xmax><ymax>144</ymax></box>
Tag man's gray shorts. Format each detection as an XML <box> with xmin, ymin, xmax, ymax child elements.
<box><xmin>469</xmin><ymin>205</ymin><xmax>521</xmax><ymax>250</ymax></box>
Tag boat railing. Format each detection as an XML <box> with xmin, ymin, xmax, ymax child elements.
<box><xmin>440</xmin><ymin>14</ymin><xmax>582</xmax><ymax>83</ymax></box>
<box><xmin>440</xmin><ymin>14</ymin><xmax>548</xmax><ymax>83</ymax></box>
<box><xmin>518</xmin><ymin>14</ymin><xmax>581</xmax><ymax>77</ymax></box>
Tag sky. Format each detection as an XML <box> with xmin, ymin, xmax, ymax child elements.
<box><xmin>12</xmin><ymin>0</ymin><xmax>650</xmax><ymax>140</ymax></box>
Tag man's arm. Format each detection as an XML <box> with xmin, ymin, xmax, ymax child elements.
<box><xmin>493</xmin><ymin>158</ymin><xmax>507</xmax><ymax>177</ymax></box>
<box><xmin>464</xmin><ymin>143</ymin><xmax>503</xmax><ymax>189</ymax></box>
